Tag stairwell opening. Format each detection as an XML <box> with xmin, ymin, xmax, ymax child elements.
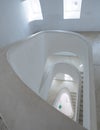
<box><xmin>39</xmin><ymin>52</ymin><xmax>84</xmax><ymax>125</ymax></box>
<box><xmin>47</xmin><ymin>73</ymin><xmax>79</xmax><ymax>121</ymax></box>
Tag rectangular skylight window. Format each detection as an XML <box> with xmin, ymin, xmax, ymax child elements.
<box><xmin>22</xmin><ymin>0</ymin><xmax>43</xmax><ymax>22</ymax></box>
<box><xmin>64</xmin><ymin>0</ymin><xmax>82</xmax><ymax>19</ymax></box>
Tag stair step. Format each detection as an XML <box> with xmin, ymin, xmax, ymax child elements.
<box><xmin>79</xmin><ymin>72</ymin><xmax>83</xmax><ymax>126</ymax></box>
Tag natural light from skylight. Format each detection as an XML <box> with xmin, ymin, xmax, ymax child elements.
<box><xmin>64</xmin><ymin>0</ymin><xmax>82</xmax><ymax>19</ymax></box>
<box><xmin>54</xmin><ymin>92</ymin><xmax>74</xmax><ymax>118</ymax></box>
<box><xmin>22</xmin><ymin>0</ymin><xmax>43</xmax><ymax>22</ymax></box>
<box><xmin>64</xmin><ymin>74</ymin><xmax>73</xmax><ymax>81</ymax></box>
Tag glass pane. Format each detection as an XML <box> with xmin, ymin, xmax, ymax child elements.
<box><xmin>64</xmin><ymin>0</ymin><xmax>82</xmax><ymax>19</ymax></box>
<box><xmin>22</xmin><ymin>0</ymin><xmax>43</xmax><ymax>22</ymax></box>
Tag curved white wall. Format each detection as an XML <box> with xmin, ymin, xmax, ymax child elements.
<box><xmin>40</xmin><ymin>62</ymin><xmax>80</xmax><ymax>100</ymax></box>
<box><xmin>7</xmin><ymin>30</ymin><xmax>97</xmax><ymax>130</ymax></box>
<box><xmin>7</xmin><ymin>34</ymin><xmax>45</xmax><ymax>94</ymax></box>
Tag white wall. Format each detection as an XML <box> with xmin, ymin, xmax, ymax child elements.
<box><xmin>79</xmin><ymin>32</ymin><xmax>100</xmax><ymax>130</ymax></box>
<box><xmin>0</xmin><ymin>0</ymin><xmax>100</xmax><ymax>47</ymax></box>
<box><xmin>0</xmin><ymin>0</ymin><xmax>31</xmax><ymax>47</ymax></box>
<box><xmin>29</xmin><ymin>0</ymin><xmax>100</xmax><ymax>33</ymax></box>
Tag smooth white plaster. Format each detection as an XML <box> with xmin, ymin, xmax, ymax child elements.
<box><xmin>0</xmin><ymin>0</ymin><xmax>30</xmax><ymax>47</ymax></box>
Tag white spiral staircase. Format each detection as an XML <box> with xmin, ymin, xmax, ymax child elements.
<box><xmin>6</xmin><ymin>30</ymin><xmax>97</xmax><ymax>130</ymax></box>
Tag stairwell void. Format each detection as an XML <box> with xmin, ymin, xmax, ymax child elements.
<box><xmin>39</xmin><ymin>54</ymin><xmax>83</xmax><ymax>124</ymax></box>
<box><xmin>7</xmin><ymin>30</ymin><xmax>97</xmax><ymax>130</ymax></box>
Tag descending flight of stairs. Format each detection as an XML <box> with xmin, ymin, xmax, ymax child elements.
<box><xmin>47</xmin><ymin>71</ymin><xmax>84</xmax><ymax>126</ymax></box>
<box><xmin>78</xmin><ymin>72</ymin><xmax>83</xmax><ymax>125</ymax></box>
<box><xmin>70</xmin><ymin>92</ymin><xmax>77</xmax><ymax>119</ymax></box>
<box><xmin>70</xmin><ymin>72</ymin><xmax>83</xmax><ymax>125</ymax></box>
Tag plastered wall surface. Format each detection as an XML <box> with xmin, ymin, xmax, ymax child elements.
<box><xmin>79</xmin><ymin>32</ymin><xmax>100</xmax><ymax>130</ymax></box>
<box><xmin>0</xmin><ymin>46</ymin><xmax>87</xmax><ymax>130</ymax></box>
<box><xmin>0</xmin><ymin>0</ymin><xmax>30</xmax><ymax>47</ymax></box>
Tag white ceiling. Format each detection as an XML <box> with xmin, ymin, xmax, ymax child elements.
<box><xmin>30</xmin><ymin>0</ymin><xmax>100</xmax><ymax>32</ymax></box>
<box><xmin>40</xmin><ymin>0</ymin><xmax>100</xmax><ymax>20</ymax></box>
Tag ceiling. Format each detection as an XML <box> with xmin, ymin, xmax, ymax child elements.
<box><xmin>30</xmin><ymin>0</ymin><xmax>100</xmax><ymax>32</ymax></box>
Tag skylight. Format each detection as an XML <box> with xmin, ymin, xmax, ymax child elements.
<box><xmin>64</xmin><ymin>0</ymin><xmax>82</xmax><ymax>19</ymax></box>
<box><xmin>22</xmin><ymin>0</ymin><xmax>43</xmax><ymax>22</ymax></box>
